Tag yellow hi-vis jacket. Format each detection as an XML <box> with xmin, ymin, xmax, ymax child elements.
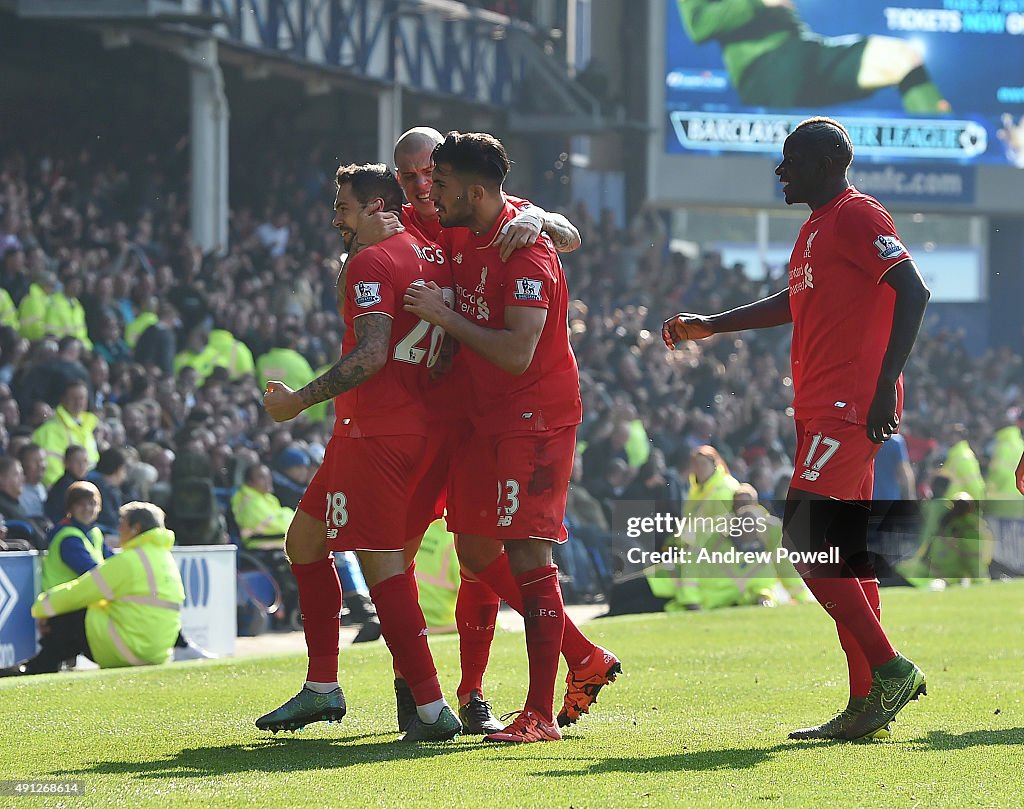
<box><xmin>32</xmin><ymin>405</ymin><xmax>101</xmax><ymax>487</ymax></box>
<box><xmin>17</xmin><ymin>282</ymin><xmax>50</xmax><ymax>341</ymax></box>
<box><xmin>986</xmin><ymin>426</ymin><xmax>1024</xmax><ymax>517</ymax></box>
<box><xmin>45</xmin><ymin>291</ymin><xmax>92</xmax><ymax>349</ymax></box>
<box><xmin>32</xmin><ymin>527</ymin><xmax>184</xmax><ymax>668</ymax></box>
<box><xmin>230</xmin><ymin>484</ymin><xmax>292</xmax><ymax>549</ymax></box>
<box><xmin>0</xmin><ymin>288</ymin><xmax>19</xmax><ymax>330</ymax></box>
<box><xmin>414</xmin><ymin>519</ymin><xmax>461</xmax><ymax>632</ymax></box>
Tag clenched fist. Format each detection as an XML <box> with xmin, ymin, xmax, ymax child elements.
<box><xmin>662</xmin><ymin>314</ymin><xmax>714</xmax><ymax>349</ymax></box>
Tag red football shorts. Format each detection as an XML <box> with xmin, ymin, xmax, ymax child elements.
<box><xmin>447</xmin><ymin>426</ymin><xmax>576</xmax><ymax>542</ymax></box>
<box><xmin>403</xmin><ymin>419</ymin><xmax>474</xmax><ymax>542</ymax></box>
<box><xmin>789</xmin><ymin>417</ymin><xmax>881</xmax><ymax>502</ymax></box>
<box><xmin>299</xmin><ymin>433</ymin><xmax>428</xmax><ymax>552</ymax></box>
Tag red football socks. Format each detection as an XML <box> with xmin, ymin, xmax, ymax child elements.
<box><xmin>370</xmin><ymin>573</ymin><xmax>443</xmax><ymax>706</ymax></box>
<box><xmin>516</xmin><ymin>564</ymin><xmax>565</xmax><ymax>724</ymax></box>
<box><xmin>802</xmin><ymin>576</ymin><xmax>895</xmax><ymax>668</ymax></box>
<box><xmin>291</xmin><ymin>557</ymin><xmax>342</xmax><ymax>684</ymax></box>
<box><xmin>837</xmin><ymin>578</ymin><xmax>883</xmax><ymax>698</ymax></box>
<box><xmin>455</xmin><ymin>574</ymin><xmax>500</xmax><ymax>701</ymax></box>
<box><xmin>476</xmin><ymin>553</ymin><xmax>596</xmax><ymax>668</ymax></box>
<box><xmin>476</xmin><ymin>553</ymin><xmax>524</xmax><ymax>612</ymax></box>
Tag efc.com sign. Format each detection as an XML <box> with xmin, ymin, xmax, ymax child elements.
<box><xmin>849</xmin><ymin>165</ymin><xmax>975</xmax><ymax>203</ymax></box>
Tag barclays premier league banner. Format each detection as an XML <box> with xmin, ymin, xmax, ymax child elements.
<box><xmin>665</xmin><ymin>0</ymin><xmax>1024</xmax><ymax>167</ymax></box>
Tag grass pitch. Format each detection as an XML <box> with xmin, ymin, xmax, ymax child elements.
<box><xmin>1</xmin><ymin>582</ymin><xmax>1022</xmax><ymax>808</ymax></box>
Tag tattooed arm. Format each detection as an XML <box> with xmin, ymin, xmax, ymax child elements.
<box><xmin>495</xmin><ymin>207</ymin><xmax>582</xmax><ymax>261</ymax></box>
<box><xmin>540</xmin><ymin>211</ymin><xmax>582</xmax><ymax>253</ymax></box>
<box><xmin>263</xmin><ymin>313</ymin><xmax>391</xmax><ymax>422</ymax></box>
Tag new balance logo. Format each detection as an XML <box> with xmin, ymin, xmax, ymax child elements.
<box><xmin>800</xmin><ymin>470</ymin><xmax>821</xmax><ymax>481</ymax></box>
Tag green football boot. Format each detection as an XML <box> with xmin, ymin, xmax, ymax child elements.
<box><xmin>395</xmin><ymin>678</ymin><xmax>417</xmax><ymax>732</ymax></box>
<box><xmin>399</xmin><ymin>705</ymin><xmax>462</xmax><ymax>743</ymax></box>
<box><xmin>789</xmin><ymin>696</ymin><xmax>890</xmax><ymax>740</ymax></box>
<box><xmin>255</xmin><ymin>686</ymin><xmax>347</xmax><ymax>733</ymax></box>
<box><xmin>843</xmin><ymin>654</ymin><xmax>926</xmax><ymax>741</ymax></box>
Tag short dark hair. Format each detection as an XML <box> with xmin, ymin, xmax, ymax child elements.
<box><xmin>334</xmin><ymin>163</ymin><xmax>404</xmax><ymax>214</ymax></box>
<box><xmin>120</xmin><ymin>501</ymin><xmax>165</xmax><ymax>533</ymax></box>
<box><xmin>0</xmin><ymin>457</ymin><xmax>18</xmax><ymax>477</ymax></box>
<box><xmin>791</xmin><ymin>117</ymin><xmax>854</xmax><ymax>171</ymax></box>
<box><xmin>65</xmin><ymin>480</ymin><xmax>100</xmax><ymax>512</ymax></box>
<box><xmin>243</xmin><ymin>462</ymin><xmax>265</xmax><ymax>484</ymax></box>
<box><xmin>64</xmin><ymin>444</ymin><xmax>87</xmax><ymax>461</ymax></box>
<box><xmin>431</xmin><ymin>131</ymin><xmax>510</xmax><ymax>188</ymax></box>
<box><xmin>96</xmin><ymin>447</ymin><xmax>127</xmax><ymax>475</ymax></box>
<box><xmin>16</xmin><ymin>443</ymin><xmax>42</xmax><ymax>464</ymax></box>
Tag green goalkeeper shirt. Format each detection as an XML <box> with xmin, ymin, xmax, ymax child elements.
<box><xmin>677</xmin><ymin>0</ymin><xmax>805</xmax><ymax>87</ymax></box>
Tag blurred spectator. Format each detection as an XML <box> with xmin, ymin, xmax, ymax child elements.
<box><xmin>40</xmin><ymin>481</ymin><xmax>113</xmax><ymax>591</ymax></box>
<box><xmin>230</xmin><ymin>462</ymin><xmax>291</xmax><ymax>550</ymax></box>
<box><xmin>271</xmin><ymin>446</ymin><xmax>313</xmax><ymax>510</ymax></box>
<box><xmin>45</xmin><ymin>445</ymin><xmax>91</xmax><ymax>524</ymax></box>
<box><xmin>33</xmin><ymin>379</ymin><xmax>99</xmax><ymax>486</ymax></box>
<box><xmin>134</xmin><ymin>301</ymin><xmax>178</xmax><ymax>377</ymax></box>
<box><xmin>91</xmin><ymin>312</ymin><xmax>132</xmax><ymax>366</ymax></box>
<box><xmin>941</xmin><ymin>424</ymin><xmax>985</xmax><ymax>501</ymax></box>
<box><xmin>872</xmin><ymin>433</ymin><xmax>915</xmax><ymax>501</ymax></box>
<box><xmin>0</xmin><ymin>456</ymin><xmax>46</xmax><ymax>547</ymax></box>
<box><xmin>16</xmin><ymin>442</ymin><xmax>49</xmax><ymax>524</ymax></box>
<box><xmin>256</xmin><ymin>211</ymin><xmax>290</xmax><ymax>257</ymax></box>
<box><xmin>86</xmin><ymin>447</ymin><xmax>129</xmax><ymax>535</ymax></box>
<box><xmin>898</xmin><ymin>493</ymin><xmax>994</xmax><ymax>585</ymax></box>
<box><xmin>985</xmin><ymin>410</ymin><xmax>1024</xmax><ymax>517</ymax></box>
<box><xmin>1</xmin><ymin>241</ymin><xmax>29</xmax><ymax>305</ymax></box>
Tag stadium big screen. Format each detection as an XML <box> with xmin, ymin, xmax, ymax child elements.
<box><xmin>665</xmin><ymin>0</ymin><xmax>1024</xmax><ymax>168</ymax></box>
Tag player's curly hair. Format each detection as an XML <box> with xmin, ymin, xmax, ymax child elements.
<box><xmin>334</xmin><ymin>163</ymin><xmax>404</xmax><ymax>213</ymax></box>
<box><xmin>792</xmin><ymin>117</ymin><xmax>854</xmax><ymax>171</ymax></box>
<box><xmin>431</xmin><ymin>131</ymin><xmax>510</xmax><ymax>188</ymax></box>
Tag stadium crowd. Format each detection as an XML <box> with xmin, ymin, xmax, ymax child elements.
<box><xmin>1</xmin><ymin>143</ymin><xmax>1021</xmax><ymax>605</ymax></box>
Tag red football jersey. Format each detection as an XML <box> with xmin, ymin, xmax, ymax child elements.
<box><xmin>788</xmin><ymin>187</ymin><xmax>910</xmax><ymax>424</ymax></box>
<box><xmin>402</xmin><ymin>202</ymin><xmax>443</xmax><ymax>243</ymax></box>
<box><xmin>334</xmin><ymin>230</ymin><xmax>452</xmax><ymax>437</ymax></box>
<box><xmin>444</xmin><ymin>197</ymin><xmax>582</xmax><ymax>434</ymax></box>
<box><xmin>401</xmin><ymin>196</ymin><xmax>533</xmax><ymax>424</ymax></box>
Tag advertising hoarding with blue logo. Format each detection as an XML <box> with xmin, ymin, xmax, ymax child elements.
<box><xmin>666</xmin><ymin>0</ymin><xmax>1024</xmax><ymax>167</ymax></box>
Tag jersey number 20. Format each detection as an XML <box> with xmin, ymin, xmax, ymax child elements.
<box><xmin>394</xmin><ymin>286</ymin><xmax>455</xmax><ymax>368</ymax></box>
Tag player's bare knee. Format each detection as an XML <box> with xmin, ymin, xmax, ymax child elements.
<box><xmin>455</xmin><ymin>533</ymin><xmax>502</xmax><ymax>573</ymax></box>
<box><xmin>504</xmin><ymin>539</ymin><xmax>553</xmax><ymax>575</ymax></box>
<box><xmin>284</xmin><ymin>511</ymin><xmax>328</xmax><ymax>565</ymax></box>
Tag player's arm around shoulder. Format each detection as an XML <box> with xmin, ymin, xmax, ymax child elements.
<box><xmin>497</xmin><ymin>198</ymin><xmax>581</xmax><ymax>260</ymax></box>
<box><xmin>403</xmin><ymin>255</ymin><xmax>548</xmax><ymax>376</ymax></box>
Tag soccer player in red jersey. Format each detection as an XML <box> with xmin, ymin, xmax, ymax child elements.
<box><xmin>1016</xmin><ymin>450</ymin><xmax>1024</xmax><ymax>495</ymax></box>
<box><xmin>404</xmin><ymin>132</ymin><xmax>619</xmax><ymax>743</ymax></box>
<box><xmin>663</xmin><ymin>117</ymin><xmax>931</xmax><ymax>742</ymax></box>
<box><xmin>385</xmin><ymin>127</ymin><xmax>615</xmax><ymax>735</ymax></box>
<box><xmin>255</xmin><ymin>163</ymin><xmax>461</xmax><ymax>742</ymax></box>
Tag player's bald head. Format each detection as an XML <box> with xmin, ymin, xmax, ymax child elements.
<box><xmin>394</xmin><ymin>127</ymin><xmax>444</xmax><ymax>164</ymax></box>
<box><xmin>790</xmin><ymin>117</ymin><xmax>854</xmax><ymax>172</ymax></box>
